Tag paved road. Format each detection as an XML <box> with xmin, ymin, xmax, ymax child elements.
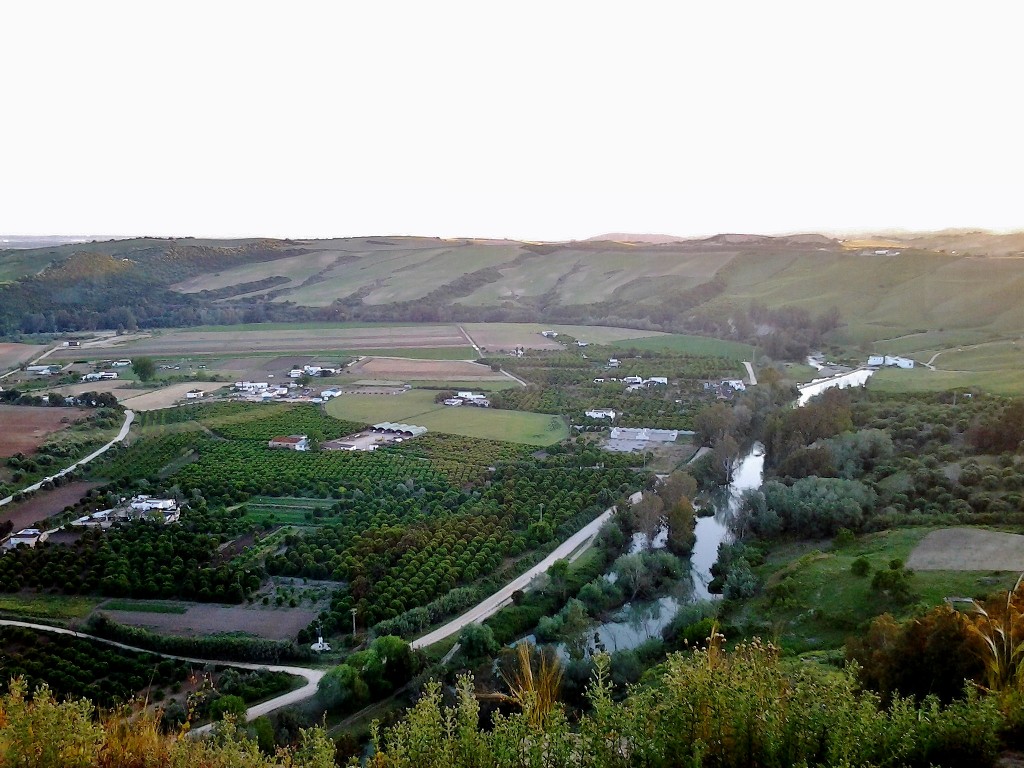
<box><xmin>0</xmin><ymin>409</ymin><xmax>135</xmax><ymax>509</ymax></box>
<box><xmin>458</xmin><ymin>325</ymin><xmax>483</xmax><ymax>357</ymax></box>
<box><xmin>743</xmin><ymin>361</ymin><xmax>757</xmax><ymax>386</ymax></box>
<box><xmin>411</xmin><ymin>491</ymin><xmax>643</xmax><ymax>650</ymax></box>
<box><xmin>0</xmin><ymin>619</ymin><xmax>324</xmax><ymax>735</ymax></box>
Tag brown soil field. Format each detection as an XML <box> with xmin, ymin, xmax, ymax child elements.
<box><xmin>118</xmin><ymin>382</ymin><xmax>225</xmax><ymax>411</ymax></box>
<box><xmin>0</xmin><ymin>343</ymin><xmax>42</xmax><ymax>371</ymax></box>
<box><xmin>346</xmin><ymin>357</ymin><xmax>506</xmax><ymax>380</ymax></box>
<box><xmin>907</xmin><ymin>527</ymin><xmax>1024</xmax><ymax>571</ymax></box>
<box><xmin>100</xmin><ymin>603</ymin><xmax>321</xmax><ymax>641</ymax></box>
<box><xmin>49</xmin><ymin>326</ymin><xmax>469</xmax><ymax>358</ymax></box>
<box><xmin>0</xmin><ymin>405</ymin><xmax>90</xmax><ymax>456</ymax></box>
<box><xmin>1</xmin><ymin>481</ymin><xmax>100</xmax><ymax>531</ymax></box>
<box><xmin>44</xmin><ymin>380</ymin><xmax>147</xmax><ymax>398</ymax></box>
<box><xmin>212</xmin><ymin>356</ymin><xmax>315</xmax><ymax>373</ymax></box>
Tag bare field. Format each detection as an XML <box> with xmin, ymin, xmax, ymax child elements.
<box><xmin>462</xmin><ymin>323</ymin><xmax>666</xmax><ymax>350</ymax></box>
<box><xmin>1</xmin><ymin>481</ymin><xmax>100</xmax><ymax>531</ymax></box>
<box><xmin>50</xmin><ymin>326</ymin><xmax>470</xmax><ymax>359</ymax></box>
<box><xmin>0</xmin><ymin>343</ymin><xmax>42</xmax><ymax>371</ymax></box>
<box><xmin>0</xmin><ymin>405</ymin><xmax>90</xmax><ymax>456</ymax></box>
<box><xmin>118</xmin><ymin>382</ymin><xmax>226</xmax><ymax>411</ymax></box>
<box><xmin>346</xmin><ymin>357</ymin><xmax>506</xmax><ymax>380</ymax></box>
<box><xmin>44</xmin><ymin>380</ymin><xmax>149</xmax><ymax>398</ymax></box>
<box><xmin>907</xmin><ymin>528</ymin><xmax>1024</xmax><ymax>571</ymax></box>
<box><xmin>100</xmin><ymin>603</ymin><xmax>319</xmax><ymax>641</ymax></box>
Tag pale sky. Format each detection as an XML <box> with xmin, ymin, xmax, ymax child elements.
<box><xmin>2</xmin><ymin>1</ymin><xmax>1021</xmax><ymax>241</ymax></box>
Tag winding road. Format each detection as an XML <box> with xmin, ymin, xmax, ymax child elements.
<box><xmin>0</xmin><ymin>619</ymin><xmax>324</xmax><ymax>735</ymax></box>
<box><xmin>0</xmin><ymin>410</ymin><xmax>135</xmax><ymax>510</ymax></box>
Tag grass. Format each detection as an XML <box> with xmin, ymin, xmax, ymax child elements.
<box><xmin>325</xmin><ymin>389</ymin><xmax>567</xmax><ymax>445</ymax></box>
<box><xmin>607</xmin><ymin>333</ymin><xmax>753</xmax><ymax>360</ymax></box>
<box><xmin>869</xmin><ymin>368</ymin><xmax>1024</xmax><ymax>396</ymax></box>
<box><xmin>164</xmin><ymin>321</ymin><xmax>432</xmax><ymax>332</ymax></box>
<box><xmin>100</xmin><ymin>600</ymin><xmax>188</xmax><ymax>614</ymax></box>
<box><xmin>0</xmin><ymin>594</ymin><xmax>98</xmax><ymax>621</ymax></box>
<box><xmin>409</xmin><ymin>379</ymin><xmax>519</xmax><ymax>391</ymax></box>
<box><xmin>740</xmin><ymin>528</ymin><xmax>1021</xmax><ymax>653</ymax></box>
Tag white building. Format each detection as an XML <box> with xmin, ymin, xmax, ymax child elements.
<box><xmin>867</xmin><ymin>355</ymin><xmax>885</xmax><ymax>367</ymax></box>
<box><xmin>884</xmin><ymin>355</ymin><xmax>915</xmax><ymax>369</ymax></box>
<box><xmin>623</xmin><ymin>376</ymin><xmax>644</xmax><ymax>385</ymax></box>
<box><xmin>541</xmin><ymin>330</ymin><xmax>558</xmax><ymax>338</ymax></box>
<box><xmin>609</xmin><ymin>427</ymin><xmax>679</xmax><ymax>442</ymax></box>
<box><xmin>645</xmin><ymin>377</ymin><xmax>668</xmax><ymax>386</ymax></box>
<box><xmin>112</xmin><ymin>359</ymin><xmax>132</xmax><ymax>367</ymax></box>
<box><xmin>723</xmin><ymin>379</ymin><xmax>747</xmax><ymax>391</ymax></box>
<box><xmin>585</xmin><ymin>408</ymin><xmax>617</xmax><ymax>420</ymax></box>
<box><xmin>2</xmin><ymin>528</ymin><xmax>46</xmax><ymax>550</ymax></box>
<box><xmin>607</xmin><ymin>358</ymin><xmax>620</xmax><ymax>368</ymax></box>
<box><xmin>185</xmin><ymin>389</ymin><xmax>205</xmax><ymax>399</ymax></box>
<box><xmin>268</xmin><ymin>435</ymin><xmax>310</xmax><ymax>451</ymax></box>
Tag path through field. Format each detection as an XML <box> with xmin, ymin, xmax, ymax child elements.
<box><xmin>0</xmin><ymin>619</ymin><xmax>323</xmax><ymax>735</ymax></box>
<box><xmin>0</xmin><ymin>410</ymin><xmax>134</xmax><ymax>509</ymax></box>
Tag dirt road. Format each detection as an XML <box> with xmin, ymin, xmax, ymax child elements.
<box><xmin>0</xmin><ymin>619</ymin><xmax>324</xmax><ymax>735</ymax></box>
<box><xmin>0</xmin><ymin>410</ymin><xmax>134</xmax><ymax>509</ymax></box>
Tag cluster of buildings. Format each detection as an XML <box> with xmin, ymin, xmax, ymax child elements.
<box><xmin>26</xmin><ymin>365</ymin><xmax>62</xmax><ymax>376</ymax></box>
<box><xmin>70</xmin><ymin>495</ymin><xmax>182</xmax><ymax>528</ymax></box>
<box><xmin>288</xmin><ymin>364</ymin><xmax>340</xmax><ymax>378</ymax></box>
<box><xmin>867</xmin><ymin>355</ymin><xmax>915</xmax><ymax>369</ymax></box>
<box><xmin>268</xmin><ymin>435</ymin><xmax>310</xmax><ymax>451</ymax></box>
<box><xmin>443</xmin><ymin>391</ymin><xmax>491</xmax><ymax>407</ymax></box>
<box><xmin>81</xmin><ymin>371</ymin><xmax>119</xmax><ymax>382</ymax></box>
<box><xmin>585</xmin><ymin>408</ymin><xmax>617</xmax><ymax>420</ymax></box>
<box><xmin>1</xmin><ymin>528</ymin><xmax>47</xmax><ymax>551</ymax></box>
<box><xmin>609</xmin><ymin>427</ymin><xmax>680</xmax><ymax>442</ymax></box>
<box><xmin>703</xmin><ymin>378</ymin><xmax>748</xmax><ymax>399</ymax></box>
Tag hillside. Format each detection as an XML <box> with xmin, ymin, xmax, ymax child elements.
<box><xmin>1</xmin><ymin>232</ymin><xmax>1022</xmax><ymax>355</ymax></box>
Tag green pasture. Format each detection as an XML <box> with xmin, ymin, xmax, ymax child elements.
<box><xmin>740</xmin><ymin>528</ymin><xmax>1020</xmax><ymax>653</ymax></box>
<box><xmin>325</xmin><ymin>389</ymin><xmax>567</xmax><ymax>445</ymax></box>
<box><xmin>0</xmin><ymin>594</ymin><xmax>98</xmax><ymax>621</ymax></box>
<box><xmin>409</xmin><ymin>379</ymin><xmax>519</xmax><ymax>391</ymax></box>
<box><xmin>607</xmin><ymin>333</ymin><xmax>752</xmax><ymax>360</ymax></box>
<box><xmin>869</xmin><ymin>367</ymin><xmax>1024</xmax><ymax>396</ymax></box>
<box><xmin>175</xmin><ymin>321</ymin><xmax>431</xmax><ymax>333</ymax></box>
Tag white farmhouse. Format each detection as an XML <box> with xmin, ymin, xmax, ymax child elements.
<box><xmin>585</xmin><ymin>408</ymin><xmax>617</xmax><ymax>420</ymax></box>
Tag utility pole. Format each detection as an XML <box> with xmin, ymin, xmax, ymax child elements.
<box><xmin>350</xmin><ymin>607</ymin><xmax>357</xmax><ymax>636</ymax></box>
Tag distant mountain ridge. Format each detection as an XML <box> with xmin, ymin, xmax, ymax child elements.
<box><xmin>0</xmin><ymin>231</ymin><xmax>1022</xmax><ymax>350</ymax></box>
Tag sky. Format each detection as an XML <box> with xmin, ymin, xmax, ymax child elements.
<box><xmin>2</xmin><ymin>1</ymin><xmax>1021</xmax><ymax>241</ymax></box>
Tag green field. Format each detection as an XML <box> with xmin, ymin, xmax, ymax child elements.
<box><xmin>869</xmin><ymin>367</ymin><xmax>1024</xmax><ymax>396</ymax></box>
<box><xmin>408</xmin><ymin>380</ymin><xmax>519</xmax><ymax>391</ymax></box>
<box><xmin>99</xmin><ymin>600</ymin><xmax>188</xmax><ymax>614</ymax></box>
<box><xmin>740</xmin><ymin>528</ymin><xmax>1020</xmax><ymax>652</ymax></box>
<box><xmin>325</xmin><ymin>389</ymin><xmax>567</xmax><ymax>445</ymax></box>
<box><xmin>0</xmin><ymin>594</ymin><xmax>99</xmax><ymax>621</ymax></box>
<box><xmin>607</xmin><ymin>333</ymin><xmax>753</xmax><ymax>360</ymax></box>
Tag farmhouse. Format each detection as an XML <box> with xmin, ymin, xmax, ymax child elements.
<box><xmin>867</xmin><ymin>355</ymin><xmax>885</xmax><ymax>367</ymax></box>
<box><xmin>885</xmin><ymin>355</ymin><xmax>915</xmax><ymax>369</ymax></box>
<box><xmin>26</xmin><ymin>365</ymin><xmax>60</xmax><ymax>376</ymax></box>
<box><xmin>235</xmin><ymin>381</ymin><xmax>269</xmax><ymax>392</ymax></box>
<box><xmin>443</xmin><ymin>397</ymin><xmax>463</xmax><ymax>406</ymax></box>
<box><xmin>585</xmin><ymin>408</ymin><xmax>617</xmax><ymax>420</ymax></box>
<box><xmin>451</xmin><ymin>391</ymin><xmax>491</xmax><ymax>407</ymax></box>
<box><xmin>268</xmin><ymin>434</ymin><xmax>310</xmax><ymax>451</ymax></box>
<box><xmin>184</xmin><ymin>389</ymin><xmax>205</xmax><ymax>399</ymax></box>
<box><xmin>645</xmin><ymin>376</ymin><xmax>669</xmax><ymax>386</ymax></box>
<box><xmin>71</xmin><ymin>495</ymin><xmax>182</xmax><ymax>528</ymax></box>
<box><xmin>1</xmin><ymin>528</ymin><xmax>46</xmax><ymax>550</ymax></box>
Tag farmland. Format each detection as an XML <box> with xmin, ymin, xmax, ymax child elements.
<box><xmin>324</xmin><ymin>389</ymin><xmax>567</xmax><ymax>445</ymax></box>
<box><xmin>605</xmin><ymin>333</ymin><xmax>753</xmax><ymax>360</ymax></box>
<box><xmin>0</xmin><ymin>342</ymin><xmax>41</xmax><ymax>372</ymax></box>
<box><xmin>344</xmin><ymin>356</ymin><xmax>503</xmax><ymax>380</ymax></box>
<box><xmin>0</xmin><ymin>404</ymin><xmax>90</xmax><ymax>456</ymax></box>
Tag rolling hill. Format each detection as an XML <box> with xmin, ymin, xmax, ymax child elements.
<box><xmin>1</xmin><ymin>232</ymin><xmax>1022</xmax><ymax>359</ymax></box>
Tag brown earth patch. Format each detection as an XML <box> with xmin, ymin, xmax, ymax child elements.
<box><xmin>0</xmin><ymin>343</ymin><xmax>42</xmax><ymax>371</ymax></box>
<box><xmin>907</xmin><ymin>527</ymin><xmax>1024</xmax><ymax>571</ymax></box>
<box><xmin>0</xmin><ymin>405</ymin><xmax>91</xmax><ymax>456</ymax></box>
<box><xmin>346</xmin><ymin>357</ymin><xmax>505</xmax><ymax>380</ymax></box>
<box><xmin>117</xmin><ymin>382</ymin><xmax>225</xmax><ymax>411</ymax></box>
<box><xmin>1</xmin><ymin>481</ymin><xmax>101</xmax><ymax>531</ymax></box>
<box><xmin>99</xmin><ymin>603</ymin><xmax>320</xmax><ymax>641</ymax></box>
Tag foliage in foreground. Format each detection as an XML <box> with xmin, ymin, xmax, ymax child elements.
<box><xmin>368</xmin><ymin>639</ymin><xmax>1006</xmax><ymax>768</ymax></box>
<box><xmin>0</xmin><ymin>678</ymin><xmax>334</xmax><ymax>768</ymax></box>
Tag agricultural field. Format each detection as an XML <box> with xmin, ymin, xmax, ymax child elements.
<box><xmin>0</xmin><ymin>404</ymin><xmax>90</xmax><ymax>456</ymax></box>
<box><xmin>870</xmin><ymin>367</ymin><xmax>1024</xmax><ymax>396</ymax></box>
<box><xmin>47</xmin><ymin>324</ymin><xmax>474</xmax><ymax>360</ymax></box>
<box><xmin>99</xmin><ymin>601</ymin><xmax>323</xmax><ymax>641</ymax></box>
<box><xmin>906</xmin><ymin>528</ymin><xmax>1024</xmax><ymax>571</ymax></box>
<box><xmin>0</xmin><ymin>481</ymin><xmax>100</xmax><ymax>532</ymax></box>
<box><xmin>324</xmin><ymin>389</ymin><xmax>567</xmax><ymax>445</ymax></box>
<box><xmin>606</xmin><ymin>333</ymin><xmax>753</xmax><ymax>360</ymax></box>
<box><xmin>0</xmin><ymin>342</ymin><xmax>41</xmax><ymax>371</ymax></box>
<box><xmin>461</xmin><ymin>323</ymin><xmax>666</xmax><ymax>351</ymax></box>
<box><xmin>344</xmin><ymin>356</ymin><xmax>504</xmax><ymax>381</ymax></box>
<box><xmin>118</xmin><ymin>381</ymin><xmax>226</xmax><ymax>411</ymax></box>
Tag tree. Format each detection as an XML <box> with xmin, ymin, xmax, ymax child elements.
<box><xmin>459</xmin><ymin>623</ymin><xmax>499</xmax><ymax>660</ymax></box>
<box><xmin>132</xmin><ymin>357</ymin><xmax>156</xmax><ymax>382</ymax></box>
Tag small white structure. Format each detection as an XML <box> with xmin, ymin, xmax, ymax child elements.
<box><xmin>541</xmin><ymin>330</ymin><xmax>559</xmax><ymax>338</ymax></box>
<box><xmin>320</xmin><ymin>389</ymin><xmax>341</xmax><ymax>400</ymax></box>
<box><xmin>867</xmin><ymin>355</ymin><xmax>885</xmax><ymax>367</ymax></box>
<box><xmin>26</xmin><ymin>365</ymin><xmax>59</xmax><ymax>375</ymax></box>
<box><xmin>443</xmin><ymin>398</ymin><xmax>464</xmax><ymax>406</ymax></box>
<box><xmin>268</xmin><ymin>435</ymin><xmax>310</xmax><ymax>451</ymax></box>
<box><xmin>112</xmin><ymin>359</ymin><xmax>132</xmax><ymax>367</ymax></box>
<box><xmin>623</xmin><ymin>376</ymin><xmax>643</xmax><ymax>385</ymax></box>
<box><xmin>576</xmin><ymin>340</ymin><xmax>590</xmax><ymax>347</ymax></box>
<box><xmin>585</xmin><ymin>408</ymin><xmax>617</xmax><ymax>420</ymax></box>
<box><xmin>2</xmin><ymin>528</ymin><xmax>46</xmax><ymax>550</ymax></box>
<box><xmin>723</xmin><ymin>379</ymin><xmax>747</xmax><ymax>391</ymax></box>
<box><xmin>235</xmin><ymin>381</ymin><xmax>269</xmax><ymax>392</ymax></box>
<box><xmin>185</xmin><ymin>389</ymin><xmax>205</xmax><ymax>399</ymax></box>
<box><xmin>609</xmin><ymin>427</ymin><xmax>679</xmax><ymax>442</ymax></box>
<box><xmin>607</xmin><ymin>358</ymin><xmax>620</xmax><ymax>368</ymax></box>
<box><xmin>884</xmin><ymin>355</ymin><xmax>915</xmax><ymax>369</ymax></box>
<box><xmin>645</xmin><ymin>377</ymin><xmax>669</xmax><ymax>386</ymax></box>
<box><xmin>289</xmin><ymin>369</ymin><xmax>303</xmax><ymax>378</ymax></box>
